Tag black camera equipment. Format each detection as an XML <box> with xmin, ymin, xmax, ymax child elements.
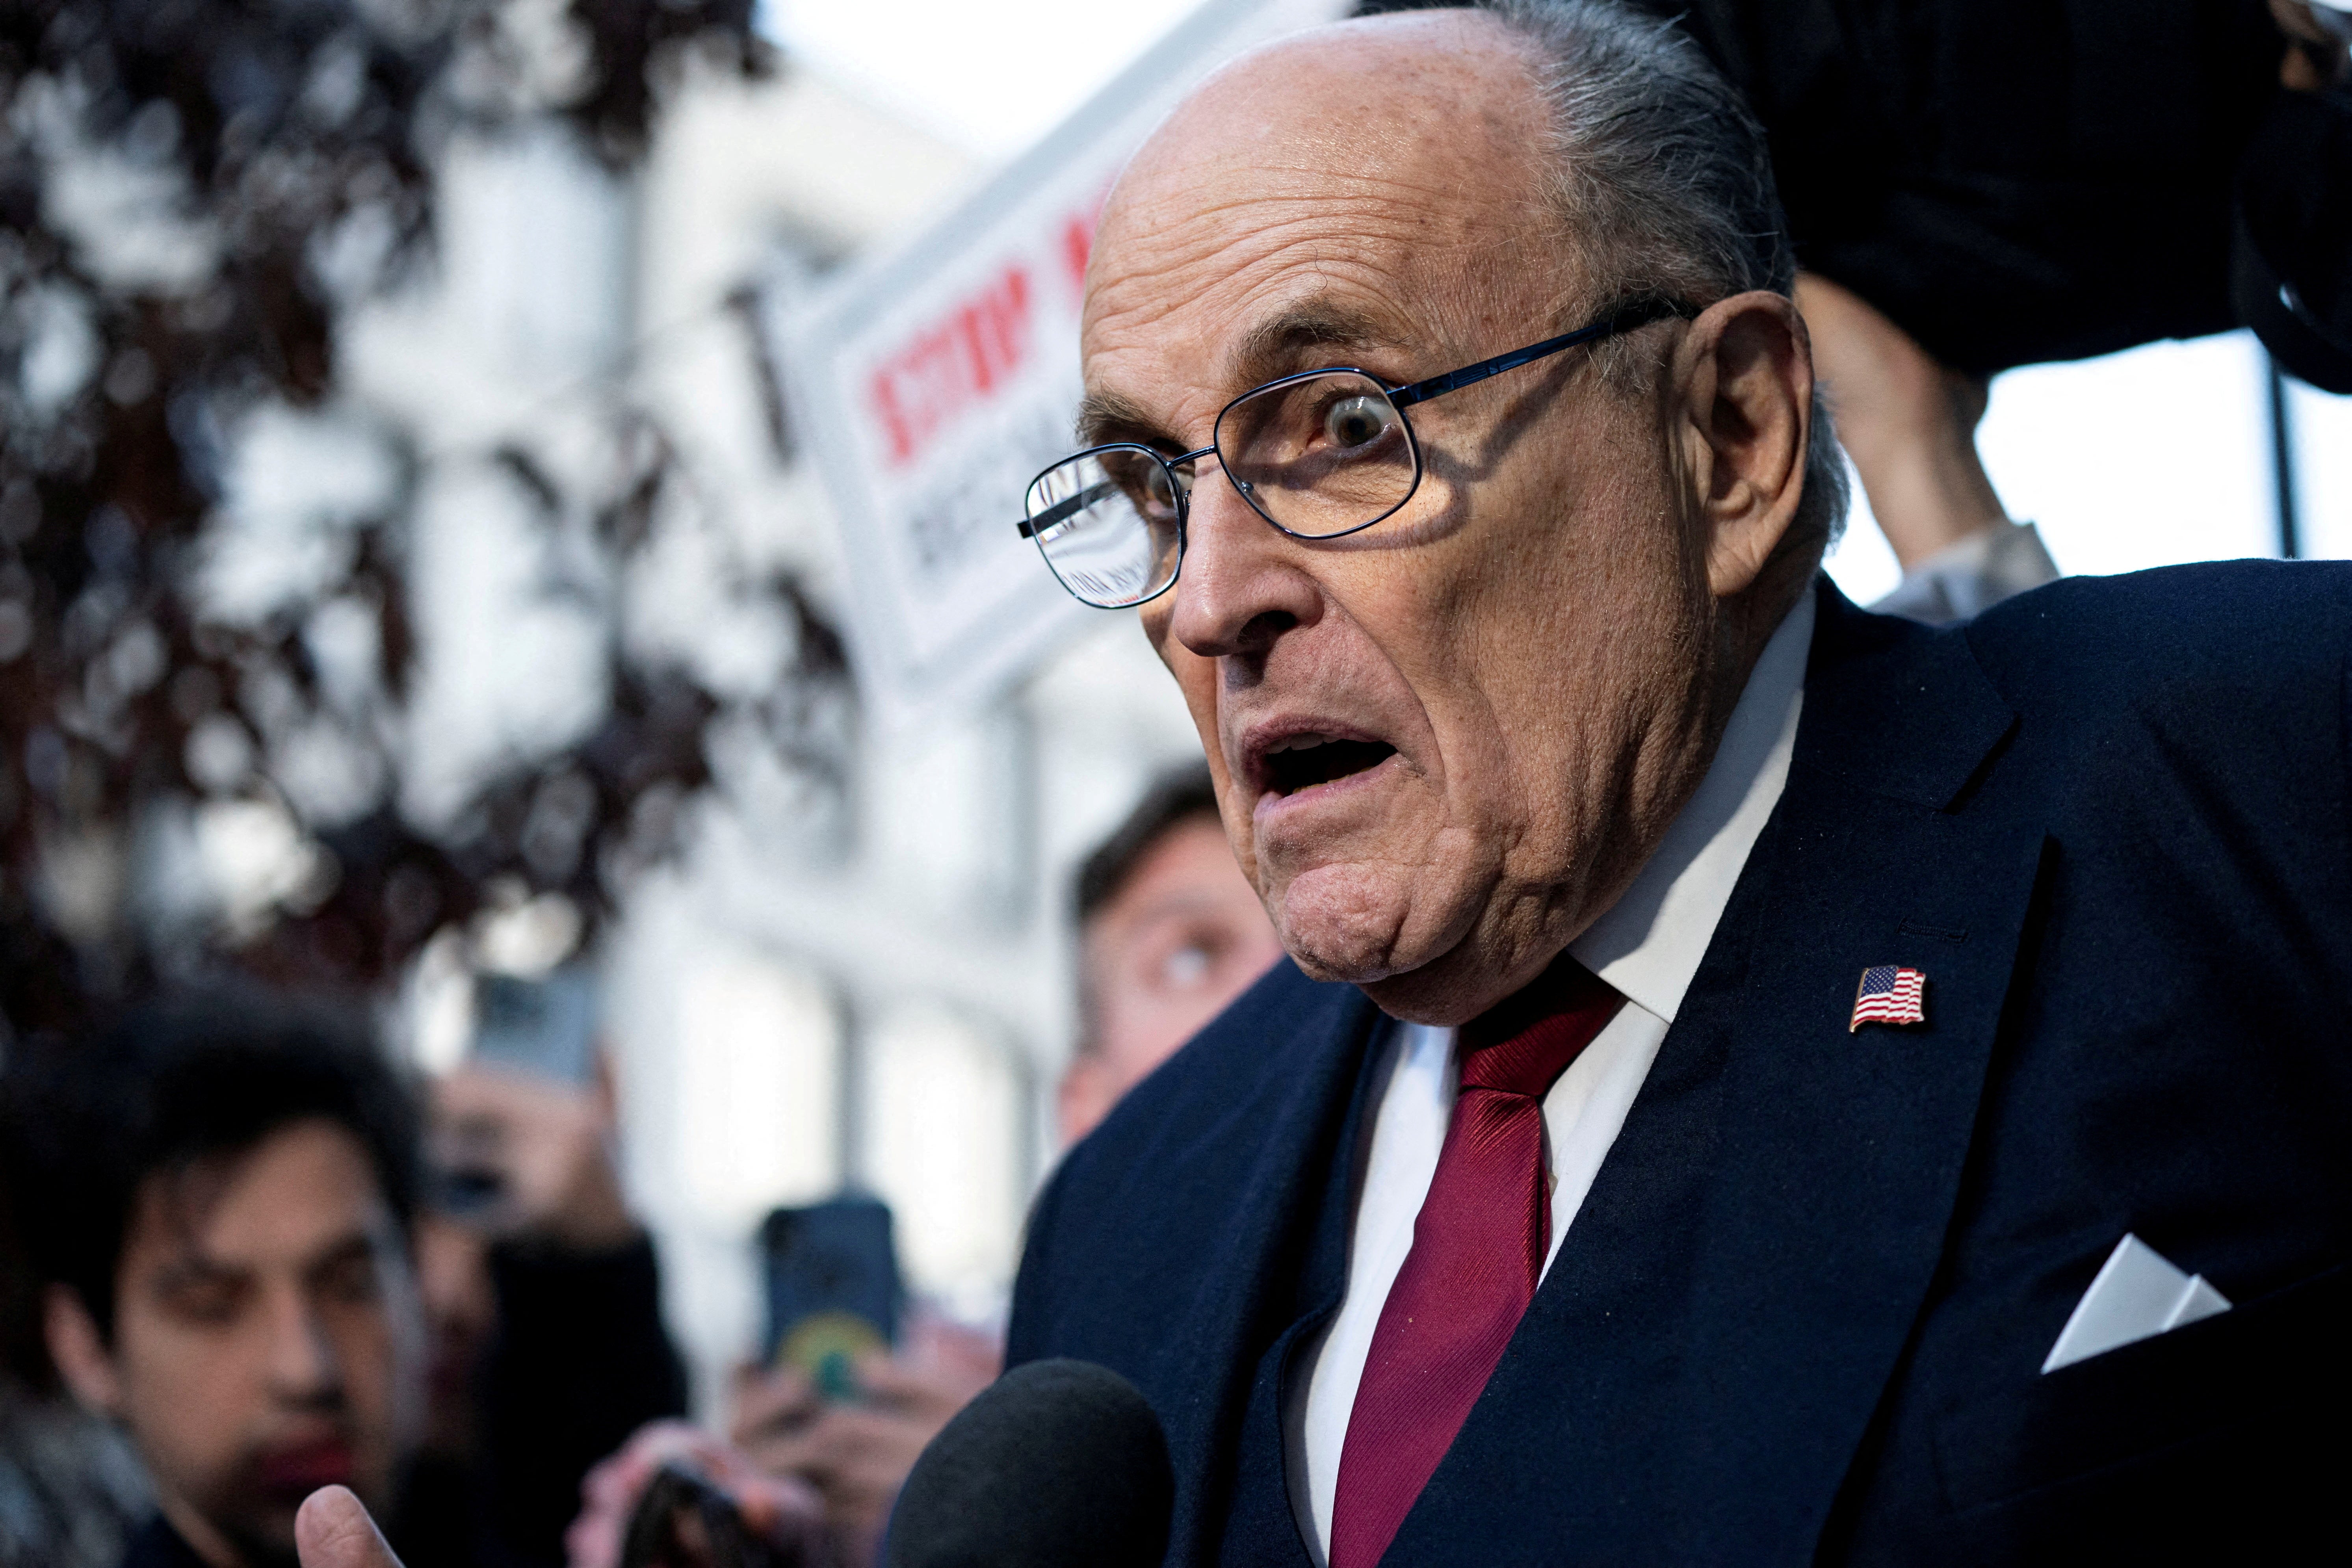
<box><xmin>881</xmin><ymin>1359</ymin><xmax>1173</xmax><ymax>1568</ymax></box>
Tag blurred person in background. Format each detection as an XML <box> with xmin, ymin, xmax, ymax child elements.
<box><xmin>0</xmin><ymin>1181</ymin><xmax>151</xmax><ymax>1568</ymax></box>
<box><xmin>1362</xmin><ymin>0</ymin><xmax>2352</xmax><ymax>619</ymax></box>
<box><xmin>576</xmin><ymin>766</ymin><xmax>1283</xmax><ymax>1568</ymax></box>
<box><xmin>1795</xmin><ymin>273</ymin><xmax>2059</xmax><ymax>624</ymax></box>
<box><xmin>1750</xmin><ymin>0</ymin><xmax>2346</xmax><ymax>622</ymax></box>
<box><xmin>405</xmin><ymin>992</ymin><xmax>689</xmax><ymax>1568</ymax></box>
<box><xmin>2</xmin><ymin>989</ymin><xmax>685</xmax><ymax>1568</ymax></box>
<box><xmin>5</xmin><ymin>996</ymin><xmax>427</xmax><ymax>1568</ymax></box>
<box><xmin>1057</xmin><ymin>765</ymin><xmax>1290</xmax><ymax>1145</ymax></box>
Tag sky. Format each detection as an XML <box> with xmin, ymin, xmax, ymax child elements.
<box><xmin>759</xmin><ymin>0</ymin><xmax>2352</xmax><ymax>604</ymax></box>
<box><xmin>760</xmin><ymin>0</ymin><xmax>1208</xmax><ymax>158</ymax></box>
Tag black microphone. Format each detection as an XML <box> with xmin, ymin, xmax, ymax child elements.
<box><xmin>882</xmin><ymin>1358</ymin><xmax>1172</xmax><ymax>1568</ymax></box>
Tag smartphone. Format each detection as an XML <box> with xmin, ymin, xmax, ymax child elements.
<box><xmin>759</xmin><ymin>1196</ymin><xmax>903</xmax><ymax>1401</ymax></box>
<box><xmin>618</xmin><ymin>1462</ymin><xmax>785</xmax><ymax>1568</ymax></box>
<box><xmin>470</xmin><ymin>969</ymin><xmax>598</xmax><ymax>1084</ymax></box>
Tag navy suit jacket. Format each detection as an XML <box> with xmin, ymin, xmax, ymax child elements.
<box><xmin>1008</xmin><ymin>566</ymin><xmax>2352</xmax><ymax>1565</ymax></box>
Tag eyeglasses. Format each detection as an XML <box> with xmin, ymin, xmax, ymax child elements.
<box><xmin>1017</xmin><ymin>296</ymin><xmax>1695</xmax><ymax>609</ymax></box>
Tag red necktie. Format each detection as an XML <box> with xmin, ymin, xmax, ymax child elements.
<box><xmin>1328</xmin><ymin>960</ymin><xmax>1625</xmax><ymax>1568</ymax></box>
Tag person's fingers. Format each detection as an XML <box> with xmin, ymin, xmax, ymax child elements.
<box><xmin>295</xmin><ymin>1488</ymin><xmax>402</xmax><ymax>1568</ymax></box>
<box><xmin>850</xmin><ymin>1354</ymin><xmax>981</xmax><ymax>1424</ymax></box>
<box><xmin>846</xmin><ymin>1353</ymin><xmax>930</xmax><ymax>1403</ymax></box>
<box><xmin>737</xmin><ymin>1427</ymin><xmax>821</xmax><ymax>1485</ymax></box>
<box><xmin>591</xmin><ymin>1048</ymin><xmax>619</xmax><ymax>1126</ymax></box>
<box><xmin>728</xmin><ymin>1365</ymin><xmax>817</xmax><ymax>1445</ymax></box>
<box><xmin>769</xmin><ymin>1406</ymin><xmax>931</xmax><ymax>1492</ymax></box>
<box><xmin>923</xmin><ymin>1322</ymin><xmax>1006</xmax><ymax>1384</ymax></box>
<box><xmin>725</xmin><ymin>1470</ymin><xmax>827</xmax><ymax>1546</ymax></box>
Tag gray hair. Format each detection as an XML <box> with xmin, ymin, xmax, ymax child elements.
<box><xmin>1478</xmin><ymin>0</ymin><xmax>1849</xmax><ymax>556</ymax></box>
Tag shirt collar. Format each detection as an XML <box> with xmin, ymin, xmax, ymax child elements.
<box><xmin>1568</xmin><ymin>585</ymin><xmax>1814</xmax><ymax>1024</ymax></box>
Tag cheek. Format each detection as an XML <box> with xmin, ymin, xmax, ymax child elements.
<box><xmin>334</xmin><ymin>1302</ymin><xmax>421</xmax><ymax>1479</ymax></box>
<box><xmin>335</xmin><ymin>1293</ymin><xmax>420</xmax><ymax>1408</ymax></box>
<box><xmin>329</xmin><ymin>1306</ymin><xmax>391</xmax><ymax>1380</ymax></box>
<box><xmin>1438</xmin><ymin>471</ymin><xmax>1687</xmax><ymax>779</ymax></box>
<box><xmin>1150</xmin><ymin>625</ymin><xmax>1221</xmax><ymax>747</ymax></box>
<box><xmin>116</xmin><ymin>1323</ymin><xmax>257</xmax><ymax>1469</ymax></box>
<box><xmin>1147</xmin><ymin>627</ymin><xmax>1265</xmax><ymax>879</ymax></box>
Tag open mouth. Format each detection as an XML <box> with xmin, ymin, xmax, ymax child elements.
<box><xmin>1260</xmin><ymin>733</ymin><xmax>1398</xmax><ymax>797</ymax></box>
<box><xmin>252</xmin><ymin>1437</ymin><xmax>355</xmax><ymax>1501</ymax></box>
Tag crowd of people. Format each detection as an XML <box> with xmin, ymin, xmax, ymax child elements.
<box><xmin>0</xmin><ymin>765</ymin><xmax>1283</xmax><ymax>1568</ymax></box>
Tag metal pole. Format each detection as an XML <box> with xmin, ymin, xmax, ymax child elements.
<box><xmin>2268</xmin><ymin>355</ymin><xmax>2302</xmax><ymax>560</ymax></box>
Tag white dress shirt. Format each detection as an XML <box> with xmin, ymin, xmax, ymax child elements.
<box><xmin>1284</xmin><ymin>589</ymin><xmax>1817</xmax><ymax>1564</ymax></box>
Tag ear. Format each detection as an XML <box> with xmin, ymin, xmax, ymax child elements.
<box><xmin>44</xmin><ymin>1284</ymin><xmax>124</xmax><ymax>1417</ymax></box>
<box><xmin>1668</xmin><ymin>290</ymin><xmax>1813</xmax><ymax>598</ymax></box>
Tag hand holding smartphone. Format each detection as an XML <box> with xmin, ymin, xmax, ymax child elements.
<box><xmin>617</xmin><ymin>1463</ymin><xmax>790</xmax><ymax>1568</ymax></box>
<box><xmin>425</xmin><ymin>970</ymin><xmax>634</xmax><ymax>1248</ymax></box>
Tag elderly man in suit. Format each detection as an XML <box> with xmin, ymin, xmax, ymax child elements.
<box><xmin>1003</xmin><ymin>1</ymin><xmax>2352</xmax><ymax>1564</ymax></box>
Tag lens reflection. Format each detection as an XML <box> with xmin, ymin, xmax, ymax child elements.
<box><xmin>1024</xmin><ymin>444</ymin><xmax>1183</xmax><ymax>608</ymax></box>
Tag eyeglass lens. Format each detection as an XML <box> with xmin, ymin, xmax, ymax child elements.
<box><xmin>1023</xmin><ymin>373</ymin><xmax>1419</xmax><ymax>608</ymax></box>
<box><xmin>1024</xmin><ymin>444</ymin><xmax>1187</xmax><ymax>608</ymax></box>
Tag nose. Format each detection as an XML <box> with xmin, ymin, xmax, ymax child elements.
<box><xmin>1165</xmin><ymin>462</ymin><xmax>1324</xmax><ymax>661</ymax></box>
<box><xmin>263</xmin><ymin>1285</ymin><xmax>344</xmax><ymax>1407</ymax></box>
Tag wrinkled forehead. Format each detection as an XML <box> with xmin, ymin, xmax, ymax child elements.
<box><xmin>1081</xmin><ymin>13</ymin><xmax>1565</xmax><ymax>421</ymax></box>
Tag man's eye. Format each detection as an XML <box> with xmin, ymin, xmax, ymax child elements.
<box><xmin>1323</xmin><ymin>395</ymin><xmax>1399</xmax><ymax>451</ymax></box>
<box><xmin>1160</xmin><ymin>944</ymin><xmax>1214</xmax><ymax>987</ymax></box>
<box><xmin>162</xmin><ymin>1281</ymin><xmax>243</xmax><ymax>1326</ymax></box>
<box><xmin>321</xmin><ymin>1256</ymin><xmax>384</xmax><ymax>1306</ymax></box>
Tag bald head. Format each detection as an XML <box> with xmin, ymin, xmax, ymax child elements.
<box><xmin>1087</xmin><ymin>12</ymin><xmax>1575</xmax><ymax>441</ymax></box>
<box><xmin>1074</xmin><ymin>0</ymin><xmax>1827</xmax><ymax>1025</ymax></box>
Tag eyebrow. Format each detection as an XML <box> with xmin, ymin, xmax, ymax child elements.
<box><xmin>303</xmin><ymin>1233</ymin><xmax>381</xmax><ymax>1284</ymax></box>
<box><xmin>149</xmin><ymin>1249</ymin><xmax>248</xmax><ymax>1299</ymax></box>
<box><xmin>1224</xmin><ymin>301</ymin><xmax>1400</xmax><ymax>390</ymax></box>
<box><xmin>1074</xmin><ymin>386</ymin><xmax>1169</xmax><ymax>450</ymax></box>
<box><xmin>148</xmin><ymin>1229</ymin><xmax>379</xmax><ymax>1295</ymax></box>
<box><xmin>1074</xmin><ymin>299</ymin><xmax>1407</xmax><ymax>451</ymax></box>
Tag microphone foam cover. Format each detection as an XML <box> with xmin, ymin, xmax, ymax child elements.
<box><xmin>883</xmin><ymin>1358</ymin><xmax>1172</xmax><ymax>1568</ymax></box>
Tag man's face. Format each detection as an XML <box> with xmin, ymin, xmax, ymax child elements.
<box><xmin>1085</xmin><ymin>16</ymin><xmax>1732</xmax><ymax>1022</ymax></box>
<box><xmin>85</xmin><ymin>1121</ymin><xmax>423</xmax><ymax>1568</ymax></box>
<box><xmin>1061</xmin><ymin>815</ymin><xmax>1287</xmax><ymax>1143</ymax></box>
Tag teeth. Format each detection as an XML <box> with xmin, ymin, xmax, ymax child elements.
<box><xmin>1267</xmin><ymin>734</ymin><xmax>1333</xmax><ymax>754</ymax></box>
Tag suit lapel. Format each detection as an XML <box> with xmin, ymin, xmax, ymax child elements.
<box><xmin>1171</xmin><ymin>996</ymin><xmax>1385</xmax><ymax>1567</ymax></box>
<box><xmin>1035</xmin><ymin>973</ymin><xmax>1383</xmax><ymax>1561</ymax></box>
<box><xmin>1386</xmin><ymin>583</ymin><xmax>2049</xmax><ymax>1565</ymax></box>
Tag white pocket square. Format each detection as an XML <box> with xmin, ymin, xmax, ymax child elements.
<box><xmin>2041</xmin><ymin>1233</ymin><xmax>2231</xmax><ymax>1374</ymax></box>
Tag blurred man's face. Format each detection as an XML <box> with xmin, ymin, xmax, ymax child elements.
<box><xmin>53</xmin><ymin>1120</ymin><xmax>424</xmax><ymax>1568</ymax></box>
<box><xmin>1059</xmin><ymin>815</ymin><xmax>1286</xmax><ymax>1144</ymax></box>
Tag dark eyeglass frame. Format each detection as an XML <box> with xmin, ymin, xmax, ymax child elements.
<box><xmin>1017</xmin><ymin>294</ymin><xmax>1698</xmax><ymax>607</ymax></box>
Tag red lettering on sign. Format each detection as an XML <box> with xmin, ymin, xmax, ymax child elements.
<box><xmin>1057</xmin><ymin>182</ymin><xmax>1114</xmax><ymax>300</ymax></box>
<box><xmin>868</xmin><ymin>264</ymin><xmax>1035</xmax><ymax>468</ymax></box>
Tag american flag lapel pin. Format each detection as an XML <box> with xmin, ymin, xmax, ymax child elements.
<box><xmin>1851</xmin><ymin>964</ymin><xmax>1927</xmax><ymax>1032</ymax></box>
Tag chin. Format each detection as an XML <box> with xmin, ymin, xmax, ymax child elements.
<box><xmin>1273</xmin><ymin>861</ymin><xmax>1451</xmax><ymax>988</ymax></box>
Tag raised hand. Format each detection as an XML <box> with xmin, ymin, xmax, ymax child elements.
<box><xmin>295</xmin><ymin>1488</ymin><xmax>403</xmax><ymax>1568</ymax></box>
